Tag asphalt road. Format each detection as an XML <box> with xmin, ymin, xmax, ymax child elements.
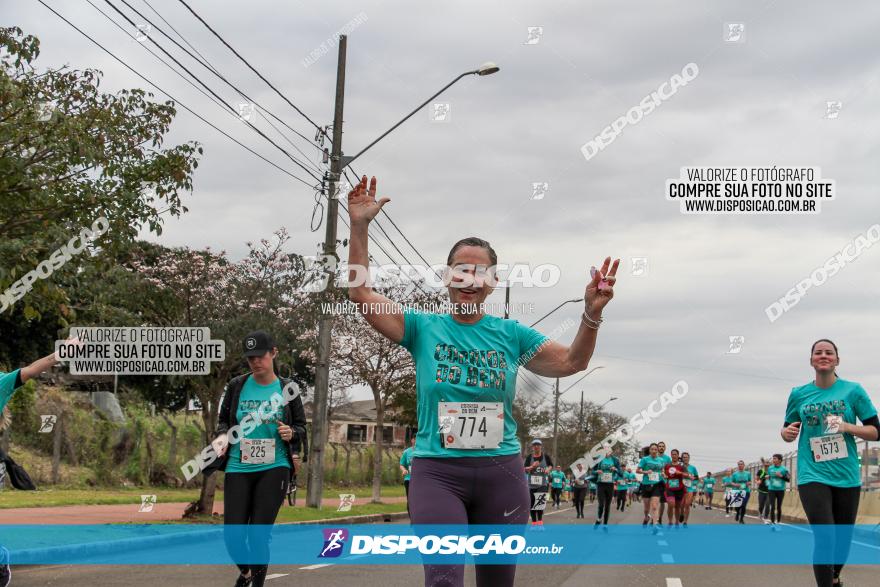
<box><xmin>11</xmin><ymin>498</ymin><xmax>879</xmax><ymax>586</ymax></box>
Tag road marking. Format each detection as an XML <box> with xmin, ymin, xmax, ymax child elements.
<box><xmin>543</xmin><ymin>506</ymin><xmax>576</xmax><ymax>516</ymax></box>
<box><xmin>299</xmin><ymin>564</ymin><xmax>333</xmax><ymax>570</ymax></box>
<box><xmin>266</xmin><ymin>574</ymin><xmax>289</xmax><ymax>580</ymax></box>
<box><xmin>661</xmin><ymin>553</ymin><xmax>674</xmax><ymax>563</ymax></box>
<box><xmin>666</xmin><ymin>579</ymin><xmax>683</xmax><ymax>587</ymax></box>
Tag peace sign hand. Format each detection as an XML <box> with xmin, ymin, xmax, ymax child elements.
<box><xmin>584</xmin><ymin>257</ymin><xmax>620</xmax><ymax>319</ymax></box>
<box><xmin>347</xmin><ymin>175</ymin><xmax>390</xmax><ymax>225</ymax></box>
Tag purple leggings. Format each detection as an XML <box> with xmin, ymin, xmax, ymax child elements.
<box><xmin>408</xmin><ymin>454</ymin><xmax>530</xmax><ymax>587</ymax></box>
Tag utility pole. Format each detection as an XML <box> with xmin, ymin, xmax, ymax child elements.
<box><xmin>578</xmin><ymin>391</ymin><xmax>584</xmax><ymax>445</ymax></box>
<box><xmin>552</xmin><ymin>378</ymin><xmax>560</xmax><ymax>464</ymax></box>
<box><xmin>307</xmin><ymin>35</ymin><xmax>347</xmax><ymax>509</ymax></box>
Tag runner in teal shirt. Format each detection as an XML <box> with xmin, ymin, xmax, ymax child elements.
<box><xmin>784</xmin><ymin>378</ymin><xmax>877</xmax><ymax>487</ymax></box>
<box><xmin>731</xmin><ymin>462</ymin><xmax>751</xmax><ymax>523</ymax></box>
<box><xmin>780</xmin><ymin>339</ymin><xmax>880</xmax><ymax>586</ymax></box>
<box><xmin>225</xmin><ymin>377</ymin><xmax>290</xmax><ymax>474</ymax></box>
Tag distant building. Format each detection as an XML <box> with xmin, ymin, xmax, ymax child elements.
<box><xmin>304</xmin><ymin>399</ymin><xmax>410</xmax><ymax>447</ymax></box>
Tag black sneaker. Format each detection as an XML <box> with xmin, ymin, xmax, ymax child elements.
<box><xmin>234</xmin><ymin>572</ymin><xmax>253</xmax><ymax>587</ymax></box>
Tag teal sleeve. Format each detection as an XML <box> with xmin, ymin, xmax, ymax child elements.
<box><xmin>0</xmin><ymin>369</ymin><xmax>22</xmax><ymax>413</ymax></box>
<box><xmin>853</xmin><ymin>385</ymin><xmax>878</xmax><ymax>421</ymax></box>
<box><xmin>784</xmin><ymin>388</ymin><xmax>801</xmax><ymax>424</ymax></box>
<box><xmin>514</xmin><ymin>320</ymin><xmax>549</xmax><ymax>364</ymax></box>
<box><xmin>399</xmin><ymin>309</ymin><xmax>423</xmax><ymax>351</ymax></box>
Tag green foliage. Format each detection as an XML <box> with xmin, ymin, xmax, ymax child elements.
<box><xmin>0</xmin><ymin>26</ymin><xmax>201</xmax><ymax>321</ymax></box>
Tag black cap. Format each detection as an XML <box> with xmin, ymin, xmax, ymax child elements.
<box><xmin>243</xmin><ymin>330</ymin><xmax>275</xmax><ymax>357</ymax></box>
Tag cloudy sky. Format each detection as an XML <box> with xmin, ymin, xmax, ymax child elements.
<box><xmin>11</xmin><ymin>0</ymin><xmax>880</xmax><ymax>472</ymax></box>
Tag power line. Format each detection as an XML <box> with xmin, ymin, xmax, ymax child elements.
<box><xmin>168</xmin><ymin>0</ymin><xmax>437</xmax><ymax>272</ymax></box>
<box><xmin>174</xmin><ymin>0</ymin><xmax>327</xmax><ymax>139</ymax></box>
<box><xmin>99</xmin><ymin>0</ymin><xmax>322</xmax><ymax>182</ymax></box>
<box><xmin>133</xmin><ymin>0</ymin><xmax>325</xmax><ymax>166</ymax></box>
<box><xmin>39</xmin><ymin>0</ymin><xmax>317</xmax><ymax>190</ymax></box>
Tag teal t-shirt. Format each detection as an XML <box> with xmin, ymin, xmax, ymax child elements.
<box><xmin>638</xmin><ymin>456</ymin><xmax>664</xmax><ymax>485</ymax></box>
<box><xmin>400</xmin><ymin>310</ymin><xmax>548</xmax><ymax>458</ymax></box>
<box><xmin>785</xmin><ymin>378</ymin><xmax>877</xmax><ymax>488</ymax></box>
<box><xmin>596</xmin><ymin>456</ymin><xmax>618</xmax><ymax>483</ymax></box>
<box><xmin>704</xmin><ymin>477</ymin><xmax>716</xmax><ymax>492</ymax></box>
<box><xmin>225</xmin><ymin>377</ymin><xmax>290</xmax><ymax>474</ymax></box>
<box><xmin>400</xmin><ymin>447</ymin><xmax>414</xmax><ymax>482</ymax></box>
<box><xmin>549</xmin><ymin>470</ymin><xmax>565</xmax><ymax>488</ymax></box>
<box><xmin>722</xmin><ymin>476</ymin><xmax>733</xmax><ymax>490</ymax></box>
<box><xmin>589</xmin><ymin>481</ymin><xmax>597</xmax><ymax>490</ymax></box>
<box><xmin>767</xmin><ymin>465</ymin><xmax>789</xmax><ymax>491</ymax></box>
<box><xmin>626</xmin><ymin>471</ymin><xmax>638</xmax><ymax>488</ymax></box>
<box><xmin>685</xmin><ymin>464</ymin><xmax>699</xmax><ymax>492</ymax></box>
<box><xmin>0</xmin><ymin>370</ymin><xmax>21</xmax><ymax>413</ymax></box>
<box><xmin>731</xmin><ymin>470</ymin><xmax>751</xmax><ymax>493</ymax></box>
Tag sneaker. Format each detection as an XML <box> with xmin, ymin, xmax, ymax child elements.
<box><xmin>763</xmin><ymin>518</ymin><xmax>771</xmax><ymax>525</ymax></box>
<box><xmin>234</xmin><ymin>572</ymin><xmax>253</xmax><ymax>587</ymax></box>
<box><xmin>683</xmin><ymin>523</ymin><xmax>688</xmax><ymax>528</ymax></box>
<box><xmin>739</xmin><ymin>519</ymin><xmax>745</xmax><ymax>525</ymax></box>
<box><xmin>594</xmin><ymin>521</ymin><xmax>600</xmax><ymax>530</ymax></box>
<box><xmin>0</xmin><ymin>547</ymin><xmax>10</xmax><ymax>587</ymax></box>
<box><xmin>725</xmin><ymin>514</ymin><xmax>731</xmax><ymax>518</ymax></box>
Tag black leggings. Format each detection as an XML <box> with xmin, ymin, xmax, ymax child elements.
<box><xmin>769</xmin><ymin>490</ymin><xmax>785</xmax><ymax>523</ymax></box>
<box><xmin>799</xmin><ymin>483</ymin><xmax>861</xmax><ymax>587</ymax></box>
<box><xmin>409</xmin><ymin>455</ymin><xmax>529</xmax><ymax>587</ymax></box>
<box><xmin>550</xmin><ymin>487</ymin><xmax>562</xmax><ymax>507</ymax></box>
<box><xmin>596</xmin><ymin>483</ymin><xmax>614</xmax><ymax>524</ymax></box>
<box><xmin>758</xmin><ymin>491</ymin><xmax>770</xmax><ymax>518</ymax></box>
<box><xmin>616</xmin><ymin>489</ymin><xmax>627</xmax><ymax>511</ymax></box>
<box><xmin>572</xmin><ymin>487</ymin><xmax>587</xmax><ymax>516</ymax></box>
<box><xmin>223</xmin><ymin>467</ymin><xmax>290</xmax><ymax>587</ymax></box>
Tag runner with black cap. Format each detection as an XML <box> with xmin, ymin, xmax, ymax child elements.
<box><xmin>207</xmin><ymin>330</ymin><xmax>307</xmax><ymax>587</ymax></box>
<box><xmin>524</xmin><ymin>439</ymin><xmax>553</xmax><ymax>526</ymax></box>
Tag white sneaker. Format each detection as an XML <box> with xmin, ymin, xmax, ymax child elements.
<box><xmin>763</xmin><ymin>518</ymin><xmax>771</xmax><ymax>525</ymax></box>
<box><xmin>725</xmin><ymin>514</ymin><xmax>731</xmax><ymax>518</ymax></box>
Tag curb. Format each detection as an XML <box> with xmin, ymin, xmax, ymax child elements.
<box><xmin>10</xmin><ymin>510</ymin><xmax>409</xmax><ymax>565</ymax></box>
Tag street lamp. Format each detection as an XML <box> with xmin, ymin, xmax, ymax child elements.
<box><xmin>339</xmin><ymin>62</ymin><xmax>500</xmax><ymax>170</ymax></box>
<box><xmin>530</xmin><ymin>297</ymin><xmax>582</xmax><ymax>328</ymax></box>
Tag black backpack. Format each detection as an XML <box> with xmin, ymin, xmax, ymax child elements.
<box><xmin>0</xmin><ymin>447</ymin><xmax>36</xmax><ymax>490</ymax></box>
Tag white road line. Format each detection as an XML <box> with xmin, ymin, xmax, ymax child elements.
<box><xmin>666</xmin><ymin>579</ymin><xmax>684</xmax><ymax>587</ymax></box>
<box><xmin>265</xmin><ymin>573</ymin><xmax>289</xmax><ymax>580</ymax></box>
<box><xmin>299</xmin><ymin>564</ymin><xmax>334</xmax><ymax>570</ymax></box>
<box><xmin>661</xmin><ymin>553</ymin><xmax>675</xmax><ymax>563</ymax></box>
<box><xmin>543</xmin><ymin>507</ymin><xmax>576</xmax><ymax>516</ymax></box>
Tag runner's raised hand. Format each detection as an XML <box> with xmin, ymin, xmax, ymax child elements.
<box><xmin>348</xmin><ymin>175</ymin><xmax>390</xmax><ymax>225</ymax></box>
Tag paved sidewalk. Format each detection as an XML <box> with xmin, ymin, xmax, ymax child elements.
<box><xmin>0</xmin><ymin>496</ymin><xmax>407</xmax><ymax>524</ymax></box>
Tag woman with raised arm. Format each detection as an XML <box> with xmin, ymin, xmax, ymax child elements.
<box><xmin>346</xmin><ymin>175</ymin><xmax>619</xmax><ymax>587</ymax></box>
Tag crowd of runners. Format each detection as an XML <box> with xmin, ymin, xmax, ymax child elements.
<box><xmin>0</xmin><ymin>177</ymin><xmax>875</xmax><ymax>587</ymax></box>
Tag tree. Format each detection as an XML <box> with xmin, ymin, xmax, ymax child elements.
<box><xmin>0</xmin><ymin>26</ymin><xmax>201</xmax><ymax>322</ymax></box>
<box><xmin>129</xmin><ymin>229</ymin><xmax>321</xmax><ymax>514</ymax></box>
<box><xmin>330</xmin><ymin>287</ymin><xmax>442</xmax><ymax>503</ymax></box>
